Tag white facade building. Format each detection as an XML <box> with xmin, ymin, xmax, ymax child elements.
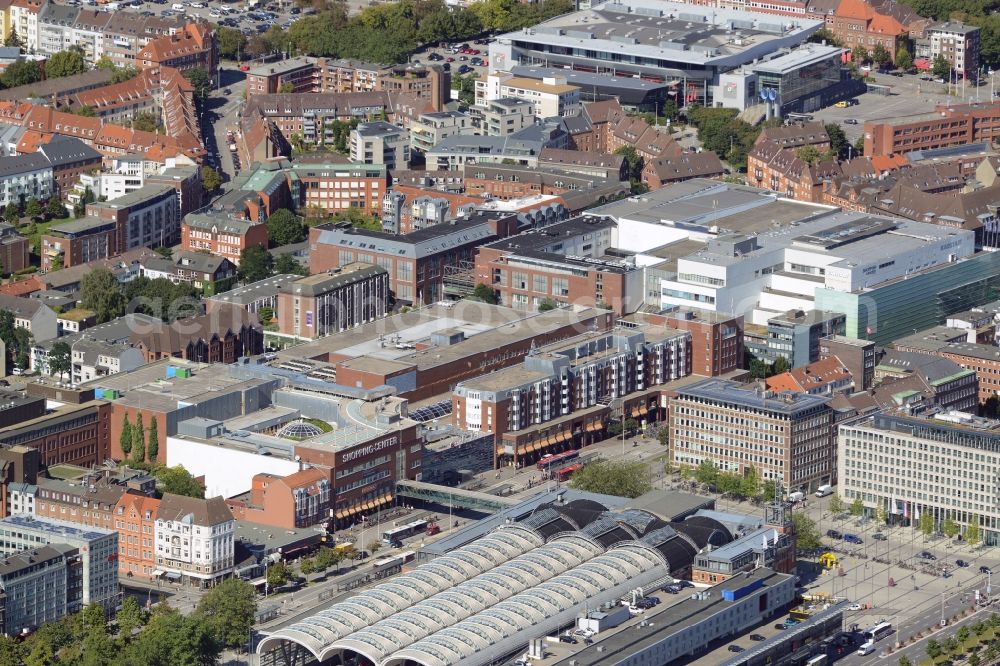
<box><xmin>154</xmin><ymin>494</ymin><xmax>235</xmax><ymax>586</ymax></box>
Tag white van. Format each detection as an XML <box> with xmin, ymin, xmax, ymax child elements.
<box><xmin>856</xmin><ymin>641</ymin><xmax>875</xmax><ymax>656</ymax></box>
<box><xmin>171</xmin><ymin>3</ymin><xmax>184</xmax><ymax>9</ymax></box>
<box><xmin>788</xmin><ymin>491</ymin><xmax>805</xmax><ymax>503</ymax></box>
<box><xmin>815</xmin><ymin>485</ymin><xmax>833</xmax><ymax>497</ymax></box>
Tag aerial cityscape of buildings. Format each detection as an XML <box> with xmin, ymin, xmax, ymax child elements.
<box><xmin>0</xmin><ymin>0</ymin><xmax>999</xmax><ymax>662</ymax></box>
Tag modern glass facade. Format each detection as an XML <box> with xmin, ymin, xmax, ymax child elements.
<box><xmin>815</xmin><ymin>251</ymin><xmax>1000</xmax><ymax>344</ymax></box>
<box><xmin>757</xmin><ymin>55</ymin><xmax>842</xmax><ymax>107</ymax></box>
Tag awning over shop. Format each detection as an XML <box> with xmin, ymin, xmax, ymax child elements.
<box><xmin>165</xmin><ymin>572</ymin><xmax>182</xmax><ymax>581</ymax></box>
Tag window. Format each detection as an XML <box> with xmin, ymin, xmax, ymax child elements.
<box><xmin>512</xmin><ymin>271</ymin><xmax>529</xmax><ymax>290</ymax></box>
<box><xmin>532</xmin><ymin>274</ymin><xmax>547</xmax><ymax>293</ymax></box>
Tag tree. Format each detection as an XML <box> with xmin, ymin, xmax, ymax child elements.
<box><xmin>772</xmin><ymin>356</ymin><xmax>791</xmax><ymax>375</ymax></box>
<box><xmin>76</xmin><ymin>106</ymin><xmax>97</xmax><ymax>117</ymax></box>
<box><xmin>694</xmin><ymin>459</ymin><xmax>718</xmax><ymax>487</ymax></box>
<box><xmin>196</xmin><ymin>578</ymin><xmax>257</xmax><ymax>650</ymax></box>
<box><xmin>46</xmin><ymin>49</ymin><xmax>87</xmax><ymax>78</ymax></box>
<box><xmin>472</xmin><ymin>283</ymin><xmax>498</xmax><ymax>304</ymax></box>
<box><xmin>25</xmin><ymin>197</ymin><xmax>42</xmax><ymax>221</ymax></box>
<box><xmin>265</xmin><ymin>209</ymin><xmax>305</xmax><ymax>247</ymax></box>
<box><xmin>982</xmin><ymin>395</ymin><xmax>1000</xmax><ymax>419</ymax></box>
<box><xmin>132</xmin><ymin>111</ymin><xmax>158</xmax><ymax>133</ymax></box>
<box><xmin>274</xmin><ymin>253</ymin><xmax>308</xmax><ymax>276</ymax></box>
<box><xmin>920</xmin><ymin>510</ymin><xmax>934</xmax><ymax>536</ymax></box>
<box><xmin>898</xmin><ymin>656</ymin><xmax>913</xmax><ymax>666</ymax></box>
<box><xmin>568</xmin><ymin>459</ymin><xmax>651</xmax><ymax>498</ymax></box>
<box><xmin>266</xmin><ymin>561</ymin><xmax>291</xmax><ymax>589</ymax></box>
<box><xmin>796</xmin><ymin>145</ymin><xmax>830</xmax><ymax>164</ymax></box>
<box><xmin>740</xmin><ymin>466</ymin><xmax>760</xmax><ymax>500</ymax></box>
<box><xmin>849</xmin><ymin>495</ymin><xmax>864</xmax><ymax>516</ymax></box>
<box><xmin>970</xmin><ymin>653</ymin><xmax>982</xmax><ymax>666</ymax></box>
<box><xmin>657</xmin><ymin>427</ymin><xmax>669</xmax><ymax>448</ymax></box>
<box><xmin>808</xmin><ymin>27</ymin><xmax>842</xmax><ymax>47</ymax></box>
<box><xmin>279</xmin><ymin>82</ymin><xmax>295</xmax><ymax>93</ymax></box>
<box><xmin>48</xmin><ymin>341</ymin><xmax>71</xmax><ymax>381</ymax></box>
<box><xmin>4</xmin><ymin>30</ymin><xmax>20</xmax><ymax>48</ymax></box>
<box><xmin>46</xmin><ymin>196</ymin><xmax>66</xmax><ymax>220</ymax></box>
<box><xmin>853</xmin><ymin>136</ymin><xmax>865</xmax><ymax>157</ymax></box>
<box><xmin>0</xmin><ymin>59</ymin><xmax>41</xmax><ymax>88</ymax></box>
<box><xmin>132</xmin><ymin>412</ymin><xmax>145</xmax><ymax>464</ymax></box>
<box><xmin>792</xmin><ymin>511</ymin><xmax>822</xmax><ymax>550</ymax></box>
<box><xmin>121</xmin><ymin>606</ymin><xmax>220</xmax><ymax>666</ymax></box>
<box><xmin>0</xmin><ymin>636</ymin><xmax>23</xmax><ymax>666</ymax></box>
<box><xmin>239</xmin><ymin>245</ymin><xmax>274</xmax><ymax>283</ymax></box>
<box><xmin>155</xmin><ymin>465</ymin><xmax>204</xmax><ymax>498</ymax></box>
<box><xmin>877</xmin><ymin>502</ymin><xmax>888</xmax><ymax>525</ymax></box>
<box><xmin>537</xmin><ymin>297</ymin><xmax>559</xmax><ymax>312</ymax></box>
<box><xmin>201</xmin><ymin>165</ymin><xmax>222</xmax><ymax>192</ymax></box>
<box><xmin>614</xmin><ymin>145</ymin><xmax>646</xmax><ymax>192</ymax></box>
<box><xmin>154</xmin><ymin>246</ymin><xmax>173</xmax><ymax>260</ymax></box>
<box><xmin>257</xmin><ymin>306</ymin><xmax>274</xmax><ymax>324</ymax></box>
<box><xmin>3</xmin><ymin>202</ymin><xmax>18</xmax><ymax>224</ymax></box>
<box><xmin>943</xmin><ymin>513</ymin><xmax>959</xmax><ymax>538</ymax></box>
<box><xmin>933</xmin><ymin>54</ymin><xmax>952</xmax><ymax>80</ymax></box>
<box><xmin>966</xmin><ymin>515</ymin><xmax>982</xmax><ymax>547</ymax></box>
<box><xmin>81</xmin><ymin>268</ymin><xmax>126</xmax><ymax>323</ymax></box>
<box><xmin>829</xmin><ymin>494</ymin><xmax>844</xmax><ymax>514</ymax></box>
<box><xmin>871</xmin><ymin>43</ymin><xmax>891</xmax><ymax>68</ymax></box>
<box><xmin>853</xmin><ymin>45</ymin><xmax>870</xmax><ymax>65</ymax></box>
<box><xmin>120</xmin><ymin>413</ymin><xmax>132</xmax><ymax>458</ymax></box>
<box><xmin>183</xmin><ymin>67</ymin><xmax>212</xmax><ymax>100</ymax></box>
<box><xmin>825</xmin><ymin>123</ymin><xmax>849</xmax><ymax>160</ymax></box>
<box><xmin>116</xmin><ymin>595</ymin><xmax>147</xmax><ymax>642</ymax></box>
<box><xmin>896</xmin><ymin>45</ymin><xmax>913</xmax><ymax>71</ymax></box>
<box><xmin>216</xmin><ymin>26</ymin><xmax>248</xmax><ymax>60</ymax></box>
<box><xmin>147</xmin><ymin>416</ymin><xmax>159</xmax><ymax>463</ymax></box>
<box><xmin>110</xmin><ymin>64</ymin><xmax>138</xmax><ymax>84</ymax></box>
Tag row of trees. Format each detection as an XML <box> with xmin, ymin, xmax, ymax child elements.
<box><xmin>80</xmin><ymin>269</ymin><xmax>202</xmax><ymax>324</ymax></box>
<box><xmin>238</xmin><ymin>246</ymin><xmax>310</xmax><ymax>283</ymax></box>
<box><xmin>829</xmin><ymin>494</ymin><xmax>983</xmax><ymax>545</ymax></box>
<box><xmin>913</xmin><ymin>614</ymin><xmax>1000</xmax><ymax>666</ymax></box>
<box><xmin>120</xmin><ymin>413</ymin><xmax>159</xmax><ymax>466</ymax></box>
<box><xmin>0</xmin><ymin>578</ymin><xmax>258</xmax><ymax>665</ymax></box>
<box><xmin>3</xmin><ymin>196</ymin><xmax>68</xmax><ymax>226</ymax></box>
<box><xmin>252</xmin><ymin>0</ymin><xmax>573</xmax><ymax>65</ymax></box>
<box><xmin>568</xmin><ymin>459</ymin><xmax>652</xmax><ymax>498</ymax></box>
<box><xmin>689</xmin><ymin>460</ymin><xmax>781</xmax><ymax>503</ymax></box>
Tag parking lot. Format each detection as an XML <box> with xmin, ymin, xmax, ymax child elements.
<box><xmin>812</xmin><ymin>69</ymin><xmax>996</xmax><ymax>143</ymax></box>
<box><xmin>414</xmin><ymin>39</ymin><xmax>491</xmax><ymax>81</ymax></box>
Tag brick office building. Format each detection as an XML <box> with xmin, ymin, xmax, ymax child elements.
<box><xmin>309</xmin><ymin>211</ymin><xmax>522</xmax><ymax>305</ymax></box>
<box><xmin>0</xmin><ymin>223</ymin><xmax>29</xmax><ymax>274</ymax></box>
<box><xmin>864</xmin><ymin>101</ymin><xmax>1000</xmax><ymax>158</ymax></box>
<box><xmin>114</xmin><ymin>493</ymin><xmax>160</xmax><ymax>579</ymax></box>
<box><xmin>181</xmin><ymin>214</ymin><xmax>268</xmax><ymax>266</ymax></box>
<box><xmin>84</xmin><ymin>184</ymin><xmax>180</xmax><ymax>252</ymax></box>
<box><xmin>225</xmin><ymin>468</ymin><xmax>330</xmax><ymax>530</ymax></box>
<box><xmin>473</xmin><ymin>216</ymin><xmax>646</xmax><ymax>315</ymax></box>
<box><xmin>659</xmin><ymin>309</ymin><xmax>745</xmax><ymax>378</ymax></box>
<box><xmin>37</xmin><ymin>136</ymin><xmax>103</xmax><ymax>200</ymax></box>
<box><xmin>41</xmin><ymin>217</ymin><xmax>117</xmax><ymax>270</ymax></box>
<box><xmin>0</xmin><ymin>401</ymin><xmax>112</xmax><ymax>469</ymax></box>
<box><xmin>137</xmin><ymin>23</ymin><xmax>217</xmax><ymax>77</ymax></box>
<box><xmin>669</xmin><ymin>378</ymin><xmax>835</xmax><ymax>492</ymax></box>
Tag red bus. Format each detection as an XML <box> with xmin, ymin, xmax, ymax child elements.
<box><xmin>557</xmin><ymin>463</ymin><xmax>583</xmax><ymax>482</ymax></box>
<box><xmin>536</xmin><ymin>449</ymin><xmax>580</xmax><ymax>471</ymax></box>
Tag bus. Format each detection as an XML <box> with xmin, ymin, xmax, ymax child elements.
<box><xmin>382</xmin><ymin>519</ymin><xmax>428</xmax><ymax>545</ymax></box>
<box><xmin>863</xmin><ymin>622</ymin><xmax>893</xmax><ymax>643</ymax></box>
<box><xmin>805</xmin><ymin>656</ymin><xmax>828</xmax><ymax>666</ymax></box>
<box><xmin>372</xmin><ymin>550</ymin><xmax>416</xmax><ymax>578</ymax></box>
<box><xmin>557</xmin><ymin>463</ymin><xmax>584</xmax><ymax>482</ymax></box>
<box><xmin>536</xmin><ymin>449</ymin><xmax>580</xmax><ymax>471</ymax></box>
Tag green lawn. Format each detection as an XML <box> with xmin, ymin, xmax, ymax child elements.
<box><xmin>20</xmin><ymin>215</ymin><xmax>74</xmax><ymax>253</ymax></box>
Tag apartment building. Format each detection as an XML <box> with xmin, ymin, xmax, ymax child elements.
<box><xmin>0</xmin><ymin>153</ymin><xmax>52</xmax><ymax>207</ymax></box>
<box><xmin>0</xmin><ymin>515</ymin><xmax>119</xmax><ymax>614</ymax></box>
<box><xmin>115</xmin><ymin>493</ymin><xmax>160</xmax><ymax>579</ymax></box>
<box><xmin>350</xmin><ymin>121</ymin><xmax>409</xmax><ymax>170</ymax></box>
<box><xmin>137</xmin><ymin>23</ymin><xmax>217</xmax><ymax>77</ymax></box>
<box><xmin>84</xmin><ymin>184</ymin><xmax>179</xmax><ymax>254</ymax></box>
<box><xmin>479</xmin><ymin>99</ymin><xmax>535</xmax><ymax>137</ymax></box>
<box><xmin>925</xmin><ymin>22</ymin><xmax>980</xmax><ymax>79</ymax></box>
<box><xmin>0</xmin><ymin>222</ymin><xmax>29</xmax><ymax>274</ymax></box>
<box><xmin>895</xmin><ymin>326</ymin><xmax>1000</xmax><ymax>402</ymax></box>
<box><xmin>409</xmin><ymin>111</ymin><xmax>474</xmax><ymax>155</ymax></box>
<box><xmin>483</xmin><ymin>72</ymin><xmax>582</xmax><ymax>118</ymax></box>
<box><xmin>660</xmin><ymin>308</ymin><xmax>744</xmax><ymax>378</ymax></box>
<box><xmin>181</xmin><ymin>213</ymin><xmax>268</xmax><ymax>266</ymax></box>
<box><xmin>452</xmin><ymin>325</ymin><xmax>691</xmax><ymax>467</ymax></box>
<box><xmin>462</xmin><ymin>163</ymin><xmax>628</xmax><ymax>206</ymax></box>
<box><xmin>669</xmin><ymin>378</ymin><xmax>835</xmax><ymax>491</ymax></box>
<box><xmin>276</xmin><ymin>263</ymin><xmax>389</xmax><ymax>339</ymax></box>
<box><xmin>154</xmin><ymin>494</ymin><xmax>235</xmax><ymax>587</ymax></box>
<box><xmin>0</xmin><ymin>294</ymin><xmax>57</xmax><ymax>341</ymax></box>
<box><xmin>38</xmin><ymin>2</ymin><xmax>78</xmax><ymax>55</ymax></box>
<box><xmin>141</xmin><ymin>251</ymin><xmax>237</xmax><ymax>296</ymax></box>
<box><xmin>0</xmin><ymin>545</ymin><xmax>71</xmax><ymax>635</ymax></box>
<box><xmin>838</xmin><ymin>411</ymin><xmax>1000</xmax><ymax>545</ymax></box>
<box><xmin>291</xmin><ymin>161</ymin><xmax>386</xmax><ymax>216</ymax></box>
<box><xmin>99</xmin><ymin>13</ymin><xmax>187</xmax><ymax>69</ymax></box>
<box><xmin>9</xmin><ymin>0</ymin><xmax>42</xmax><ymax>52</ymax></box>
<box><xmin>245</xmin><ymin>57</ymin><xmax>319</xmax><ymax>96</ymax></box>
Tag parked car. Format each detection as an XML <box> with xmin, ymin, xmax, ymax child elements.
<box><xmin>920</xmin><ymin>551</ymin><xmax>937</xmax><ymax>561</ymax></box>
<box><xmin>728</xmin><ymin>645</ymin><xmax>744</xmax><ymax>653</ymax></box>
<box><xmin>457</xmin><ymin>65</ymin><xmax>473</xmax><ymax>74</ymax></box>
<box><xmin>981</xmin><ymin>566</ymin><xmax>992</xmax><ymax>574</ymax></box>
<box><xmin>750</xmin><ymin>634</ymin><xmax>766</xmax><ymax>642</ymax></box>
<box><xmin>826</xmin><ymin>529</ymin><xmax>842</xmax><ymax>540</ymax></box>
<box><xmin>957</xmin><ymin>559</ymin><xmax>970</xmax><ymax>568</ymax></box>
<box><xmin>843</xmin><ymin>534</ymin><xmax>863</xmax><ymax>544</ymax></box>
<box><xmin>847</xmin><ymin>603</ymin><xmax>862</xmax><ymax>611</ymax></box>
<box><xmin>558</xmin><ymin>635</ymin><xmax>577</xmax><ymax>644</ymax></box>
<box><xmin>775</xmin><ymin>623</ymin><xmax>787</xmax><ymax>630</ymax></box>
<box><xmin>844</xmin><ymin>118</ymin><xmax>858</xmax><ymax>124</ymax></box>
